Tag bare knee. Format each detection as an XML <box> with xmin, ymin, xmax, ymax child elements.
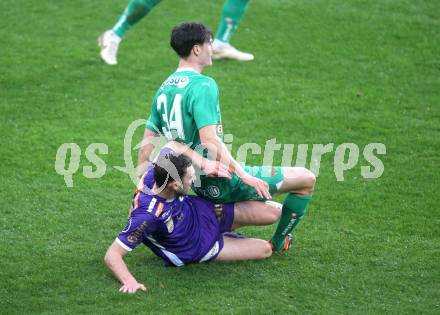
<box><xmin>284</xmin><ymin>167</ymin><xmax>316</xmax><ymax>195</ymax></box>
<box><xmin>257</xmin><ymin>240</ymin><xmax>273</xmax><ymax>259</ymax></box>
<box><xmin>265</xmin><ymin>201</ymin><xmax>282</xmax><ymax>223</ymax></box>
<box><xmin>301</xmin><ymin>168</ymin><xmax>316</xmax><ymax>193</ymax></box>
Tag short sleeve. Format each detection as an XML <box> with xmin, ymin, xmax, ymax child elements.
<box><xmin>191</xmin><ymin>79</ymin><xmax>220</xmax><ymax>129</ymax></box>
<box><xmin>116</xmin><ymin>212</ymin><xmax>158</xmax><ymax>251</ymax></box>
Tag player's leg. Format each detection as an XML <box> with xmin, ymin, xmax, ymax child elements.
<box><xmin>212</xmin><ymin>0</ymin><xmax>254</xmax><ymax>61</ymax></box>
<box><xmin>214</xmin><ymin>236</ymin><xmax>272</xmax><ymax>261</ymax></box>
<box><xmin>196</xmin><ymin>167</ymin><xmax>314</xmax><ymax>251</ymax></box>
<box><xmin>197</xmin><ymin>166</ymin><xmax>315</xmax><ymax>244</ymax></box>
<box><xmin>219</xmin><ymin>166</ymin><xmax>315</xmax><ymax>251</ymax></box>
<box><xmin>112</xmin><ymin>0</ymin><xmax>161</xmax><ymax>38</ymax></box>
<box><xmin>214</xmin><ymin>0</ymin><xmax>249</xmax><ymax>43</ymax></box>
<box><xmin>231</xmin><ymin>200</ymin><xmax>281</xmax><ymax>230</ymax></box>
<box><xmin>98</xmin><ymin>0</ymin><xmax>162</xmax><ymax>65</ymax></box>
<box><xmin>212</xmin><ymin>201</ymin><xmax>280</xmax><ymax>261</ymax></box>
<box><xmin>276</xmin><ymin>167</ymin><xmax>316</xmax><ymax>195</ymax></box>
<box><xmin>269</xmin><ymin>167</ymin><xmax>316</xmax><ymax>251</ymax></box>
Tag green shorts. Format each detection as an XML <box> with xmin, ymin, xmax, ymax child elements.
<box><xmin>193</xmin><ymin>166</ymin><xmax>284</xmax><ymax>203</ymax></box>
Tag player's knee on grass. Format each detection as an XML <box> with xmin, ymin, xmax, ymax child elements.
<box><xmin>259</xmin><ymin>240</ymin><xmax>273</xmax><ymax>259</ymax></box>
<box><xmin>251</xmin><ymin>239</ymin><xmax>273</xmax><ymax>260</ymax></box>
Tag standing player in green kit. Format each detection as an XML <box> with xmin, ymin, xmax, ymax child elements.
<box><xmin>138</xmin><ymin>22</ymin><xmax>316</xmax><ymax>252</ymax></box>
<box><xmin>99</xmin><ymin>0</ymin><xmax>253</xmax><ymax>65</ymax></box>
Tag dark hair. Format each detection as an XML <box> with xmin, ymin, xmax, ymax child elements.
<box><xmin>154</xmin><ymin>153</ymin><xmax>192</xmax><ymax>188</ymax></box>
<box><xmin>170</xmin><ymin>22</ymin><xmax>212</xmax><ymax>58</ymax></box>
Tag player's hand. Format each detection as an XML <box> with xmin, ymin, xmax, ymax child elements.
<box><xmin>241</xmin><ymin>174</ymin><xmax>271</xmax><ymax>199</ymax></box>
<box><xmin>119</xmin><ymin>280</ymin><xmax>147</xmax><ymax>294</ymax></box>
<box><xmin>202</xmin><ymin>160</ymin><xmax>232</xmax><ymax>178</ymax></box>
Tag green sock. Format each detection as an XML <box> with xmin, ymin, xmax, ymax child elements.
<box><xmin>112</xmin><ymin>0</ymin><xmax>162</xmax><ymax>38</ymax></box>
<box><xmin>214</xmin><ymin>0</ymin><xmax>250</xmax><ymax>43</ymax></box>
<box><xmin>270</xmin><ymin>194</ymin><xmax>312</xmax><ymax>250</ymax></box>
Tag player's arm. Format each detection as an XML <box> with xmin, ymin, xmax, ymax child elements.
<box><xmin>191</xmin><ymin>79</ymin><xmax>270</xmax><ymax>198</ymax></box>
<box><xmin>199</xmin><ymin>126</ymin><xmax>271</xmax><ymax>199</ymax></box>
<box><xmin>106</xmin><ymin>211</ymin><xmax>158</xmax><ymax>293</ymax></box>
<box><xmin>166</xmin><ymin>141</ymin><xmax>231</xmax><ymax>178</ymax></box>
<box><xmin>137</xmin><ymin>95</ymin><xmax>163</xmax><ymax>177</ymax></box>
<box><xmin>137</xmin><ymin>128</ymin><xmax>160</xmax><ymax>178</ymax></box>
<box><xmin>104</xmin><ymin>241</ymin><xmax>146</xmax><ymax>294</ymax></box>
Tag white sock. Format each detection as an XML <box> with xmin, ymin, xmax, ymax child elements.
<box><xmin>212</xmin><ymin>39</ymin><xmax>230</xmax><ymax>50</ymax></box>
<box><xmin>108</xmin><ymin>30</ymin><xmax>122</xmax><ymax>44</ymax></box>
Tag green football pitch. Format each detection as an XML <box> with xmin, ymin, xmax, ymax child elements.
<box><xmin>1</xmin><ymin>0</ymin><xmax>439</xmax><ymax>313</ymax></box>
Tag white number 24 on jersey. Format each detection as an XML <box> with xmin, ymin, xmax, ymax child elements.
<box><xmin>157</xmin><ymin>93</ymin><xmax>185</xmax><ymax>140</ymax></box>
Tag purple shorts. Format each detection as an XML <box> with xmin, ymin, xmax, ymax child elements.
<box><xmin>214</xmin><ymin>202</ymin><xmax>235</xmax><ymax>233</ymax></box>
<box><xmin>190</xmin><ymin>196</ymin><xmax>234</xmax><ymax>233</ymax></box>
<box><xmin>187</xmin><ymin>197</ymin><xmax>235</xmax><ymax>263</ymax></box>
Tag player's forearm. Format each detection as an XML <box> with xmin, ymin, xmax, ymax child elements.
<box><xmin>137</xmin><ymin>140</ymin><xmax>155</xmax><ymax>166</ymax></box>
<box><xmin>202</xmin><ymin>138</ymin><xmax>247</xmax><ymax>178</ymax></box>
<box><xmin>137</xmin><ymin>144</ymin><xmax>153</xmax><ymax>173</ymax></box>
<box><xmin>169</xmin><ymin>141</ymin><xmax>205</xmax><ymax>169</ymax></box>
<box><xmin>137</xmin><ymin>129</ymin><xmax>160</xmax><ymax>177</ymax></box>
<box><xmin>104</xmin><ymin>250</ymin><xmax>138</xmax><ymax>285</ymax></box>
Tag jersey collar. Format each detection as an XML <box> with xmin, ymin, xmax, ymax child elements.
<box><xmin>175</xmin><ymin>67</ymin><xmax>198</xmax><ymax>73</ymax></box>
<box><xmin>153</xmin><ymin>193</ymin><xmax>176</xmax><ymax>203</ymax></box>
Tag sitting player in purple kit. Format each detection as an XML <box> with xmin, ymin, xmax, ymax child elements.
<box><xmin>104</xmin><ymin>145</ymin><xmax>283</xmax><ymax>294</ymax></box>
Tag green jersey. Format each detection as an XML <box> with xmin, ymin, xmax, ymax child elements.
<box><xmin>146</xmin><ymin>69</ymin><xmax>284</xmax><ymax>204</ymax></box>
<box><xmin>146</xmin><ymin>69</ymin><xmax>223</xmax><ymax>150</ymax></box>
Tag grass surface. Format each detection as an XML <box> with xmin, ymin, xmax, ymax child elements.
<box><xmin>1</xmin><ymin>0</ymin><xmax>439</xmax><ymax>314</ymax></box>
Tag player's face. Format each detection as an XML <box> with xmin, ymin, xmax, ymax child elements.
<box><xmin>176</xmin><ymin>165</ymin><xmax>195</xmax><ymax>195</ymax></box>
<box><xmin>196</xmin><ymin>39</ymin><xmax>213</xmax><ymax>67</ymax></box>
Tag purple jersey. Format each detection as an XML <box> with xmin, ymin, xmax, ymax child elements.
<box><xmin>116</xmin><ymin>147</ymin><xmax>234</xmax><ymax>266</ymax></box>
